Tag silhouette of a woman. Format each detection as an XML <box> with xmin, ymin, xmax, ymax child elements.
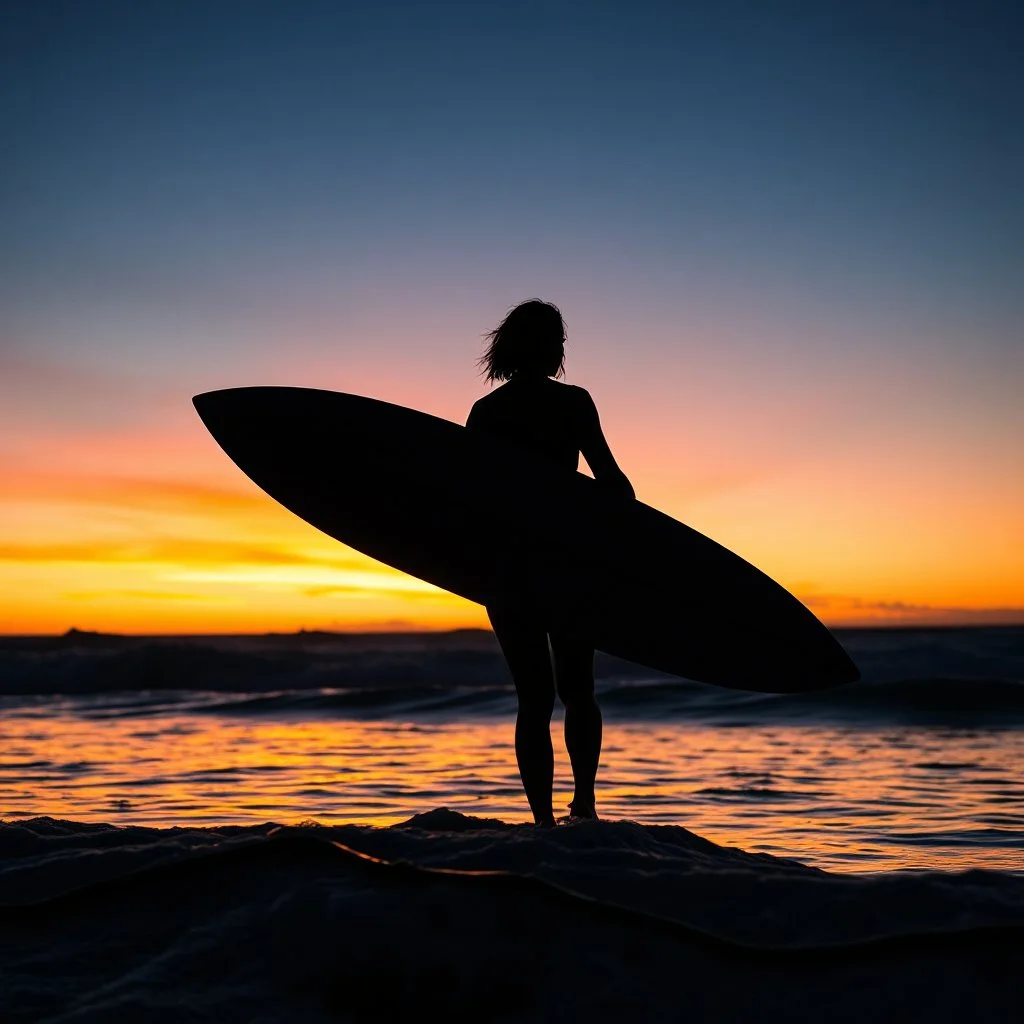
<box><xmin>467</xmin><ymin>300</ymin><xmax>634</xmax><ymax>826</ymax></box>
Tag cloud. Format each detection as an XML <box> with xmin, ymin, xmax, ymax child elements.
<box><xmin>853</xmin><ymin>600</ymin><xmax>933</xmax><ymax>613</ymax></box>
<box><xmin>301</xmin><ymin>584</ymin><xmax>452</xmax><ymax>602</ymax></box>
<box><xmin>793</xmin><ymin>589</ymin><xmax>1024</xmax><ymax>626</ymax></box>
<box><xmin>847</xmin><ymin>601</ymin><xmax>1024</xmax><ymax>625</ymax></box>
<box><xmin>321</xmin><ymin>618</ymin><xmax>422</xmax><ymax>631</ymax></box>
<box><xmin>61</xmin><ymin>589</ymin><xmax>207</xmax><ymax>601</ymax></box>
<box><xmin>2</xmin><ymin>470</ymin><xmax>267</xmax><ymax>513</ymax></box>
<box><xmin>0</xmin><ymin>538</ymin><xmax>361</xmax><ymax>569</ymax></box>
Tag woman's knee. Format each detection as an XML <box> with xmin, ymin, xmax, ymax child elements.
<box><xmin>518</xmin><ymin>688</ymin><xmax>555</xmax><ymax>721</ymax></box>
<box><xmin>550</xmin><ymin>635</ymin><xmax>594</xmax><ymax>703</ymax></box>
<box><xmin>555</xmin><ymin>674</ymin><xmax>596</xmax><ymax>710</ymax></box>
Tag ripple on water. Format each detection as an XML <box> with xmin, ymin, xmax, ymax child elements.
<box><xmin>2</xmin><ymin>712</ymin><xmax>1023</xmax><ymax>873</ymax></box>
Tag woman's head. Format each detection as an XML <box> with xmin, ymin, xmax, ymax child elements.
<box><xmin>479</xmin><ymin>299</ymin><xmax>566</xmax><ymax>382</ymax></box>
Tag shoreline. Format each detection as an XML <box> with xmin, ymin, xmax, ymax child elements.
<box><xmin>3</xmin><ymin>811</ymin><xmax>1023</xmax><ymax>1022</ymax></box>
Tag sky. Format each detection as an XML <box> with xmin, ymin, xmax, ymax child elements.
<box><xmin>1</xmin><ymin>0</ymin><xmax>1022</xmax><ymax>633</ymax></box>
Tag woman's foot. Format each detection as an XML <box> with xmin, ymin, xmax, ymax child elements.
<box><xmin>565</xmin><ymin>799</ymin><xmax>598</xmax><ymax>821</ymax></box>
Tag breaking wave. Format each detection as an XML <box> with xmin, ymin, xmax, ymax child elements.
<box><xmin>1</xmin><ymin>627</ymin><xmax>1021</xmax><ymax>726</ymax></box>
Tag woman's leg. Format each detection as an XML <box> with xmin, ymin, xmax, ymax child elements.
<box><xmin>487</xmin><ymin>606</ymin><xmax>556</xmax><ymax>826</ymax></box>
<box><xmin>550</xmin><ymin>628</ymin><xmax>601</xmax><ymax>818</ymax></box>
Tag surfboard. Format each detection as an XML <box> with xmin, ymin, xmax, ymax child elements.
<box><xmin>193</xmin><ymin>387</ymin><xmax>858</xmax><ymax>693</ymax></box>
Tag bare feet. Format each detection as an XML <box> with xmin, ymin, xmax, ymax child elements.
<box><xmin>565</xmin><ymin>799</ymin><xmax>598</xmax><ymax>821</ymax></box>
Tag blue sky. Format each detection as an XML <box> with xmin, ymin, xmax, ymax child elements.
<box><xmin>5</xmin><ymin>0</ymin><xmax>1020</xmax><ymax>349</ymax></box>
<box><xmin>1</xmin><ymin>0</ymin><xmax>1021</xmax><ymax>630</ymax></box>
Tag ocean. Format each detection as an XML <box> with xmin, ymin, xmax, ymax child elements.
<box><xmin>3</xmin><ymin>627</ymin><xmax>1024</xmax><ymax>1021</ymax></box>
<box><xmin>3</xmin><ymin>625</ymin><xmax>1022</xmax><ymax>874</ymax></box>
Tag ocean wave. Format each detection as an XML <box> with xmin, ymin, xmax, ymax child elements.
<box><xmin>1</xmin><ymin>812</ymin><xmax>1023</xmax><ymax>1022</ymax></box>
<box><xmin>0</xmin><ymin>636</ymin><xmax>506</xmax><ymax>696</ymax></box>
<box><xmin>1</xmin><ymin>628</ymin><xmax>1022</xmax><ymax>726</ymax></box>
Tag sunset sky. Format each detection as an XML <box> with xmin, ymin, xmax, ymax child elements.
<box><xmin>2</xmin><ymin>0</ymin><xmax>1021</xmax><ymax>634</ymax></box>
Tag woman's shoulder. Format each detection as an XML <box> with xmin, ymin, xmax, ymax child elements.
<box><xmin>553</xmin><ymin>381</ymin><xmax>596</xmax><ymax>413</ymax></box>
<box><xmin>545</xmin><ymin>379</ymin><xmax>591</xmax><ymax>400</ymax></box>
<box><xmin>467</xmin><ymin>390</ymin><xmax>493</xmax><ymax>422</ymax></box>
<box><xmin>467</xmin><ymin>382</ymin><xmax>511</xmax><ymax>425</ymax></box>
<box><xmin>470</xmin><ymin>378</ymin><xmax>591</xmax><ymax>412</ymax></box>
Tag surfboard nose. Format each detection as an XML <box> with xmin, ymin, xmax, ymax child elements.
<box><xmin>191</xmin><ymin>390</ymin><xmax>223</xmax><ymax>433</ymax></box>
<box><xmin>193</xmin><ymin>388</ymin><xmax>272</xmax><ymax>454</ymax></box>
<box><xmin>193</xmin><ymin>389</ymin><xmax>237</xmax><ymax>428</ymax></box>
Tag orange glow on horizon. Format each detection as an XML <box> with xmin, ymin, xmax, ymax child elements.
<box><xmin>1</xmin><ymin>373</ymin><xmax>1022</xmax><ymax>634</ymax></box>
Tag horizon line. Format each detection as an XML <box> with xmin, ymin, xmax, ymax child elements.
<box><xmin>2</xmin><ymin>621</ymin><xmax>1023</xmax><ymax>641</ymax></box>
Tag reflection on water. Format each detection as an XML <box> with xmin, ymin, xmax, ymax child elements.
<box><xmin>3</xmin><ymin>706</ymin><xmax>1023</xmax><ymax>873</ymax></box>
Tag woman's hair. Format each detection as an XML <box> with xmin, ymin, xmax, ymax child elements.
<box><xmin>479</xmin><ymin>299</ymin><xmax>566</xmax><ymax>382</ymax></box>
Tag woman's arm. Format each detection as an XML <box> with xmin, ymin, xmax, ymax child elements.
<box><xmin>576</xmin><ymin>389</ymin><xmax>635</xmax><ymax>500</ymax></box>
